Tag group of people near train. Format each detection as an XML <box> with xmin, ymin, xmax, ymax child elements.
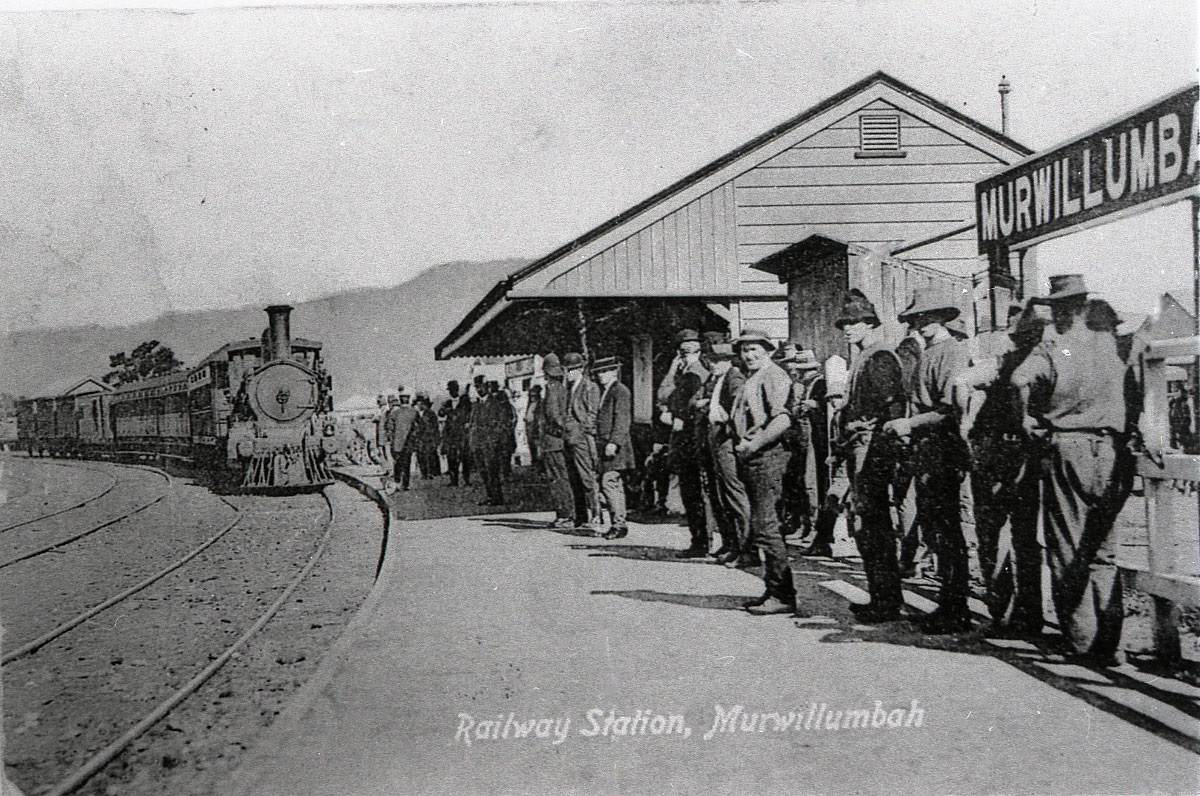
<box><xmin>373</xmin><ymin>376</ymin><xmax>520</xmax><ymax>504</ymax></box>
<box><xmin>530</xmin><ymin>273</ymin><xmax>1134</xmax><ymax>669</ymax></box>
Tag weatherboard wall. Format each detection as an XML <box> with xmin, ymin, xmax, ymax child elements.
<box><xmin>543</xmin><ymin>98</ymin><xmax>1004</xmax><ymax>334</ymax></box>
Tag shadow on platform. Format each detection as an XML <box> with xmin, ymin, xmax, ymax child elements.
<box><xmin>591</xmin><ymin>589</ymin><xmax>755</xmax><ymax>611</ymax></box>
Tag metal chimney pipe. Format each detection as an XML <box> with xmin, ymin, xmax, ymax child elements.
<box><xmin>998</xmin><ymin>75</ymin><xmax>1011</xmax><ymax>135</ymax></box>
<box><xmin>265</xmin><ymin>305</ymin><xmax>293</xmax><ymax>360</ymax></box>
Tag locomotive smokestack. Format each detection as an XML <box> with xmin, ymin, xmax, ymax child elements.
<box><xmin>265</xmin><ymin>305</ymin><xmax>293</xmax><ymax>360</ymax></box>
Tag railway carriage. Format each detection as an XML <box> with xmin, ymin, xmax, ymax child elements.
<box><xmin>14</xmin><ymin>306</ymin><xmax>334</xmax><ymax>492</ymax></box>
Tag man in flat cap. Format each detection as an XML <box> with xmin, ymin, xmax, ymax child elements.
<box><xmin>883</xmin><ymin>287</ymin><xmax>972</xmax><ymax>634</ymax></box>
<box><xmin>834</xmin><ymin>291</ymin><xmax>907</xmax><ymax>623</ymax></box>
<box><xmin>659</xmin><ymin>328</ymin><xmax>711</xmax><ymax>557</ymax></box>
<box><xmin>538</xmin><ymin>354</ymin><xmax>577</xmax><ymax>529</ymax></box>
<box><xmin>563</xmin><ymin>352</ymin><xmax>602</xmax><ymax>532</ymax></box>
<box><xmin>593</xmin><ymin>356</ymin><xmax>633</xmax><ymax>539</ymax></box>
<box><xmin>1011</xmin><ymin>275</ymin><xmax>1130</xmax><ymax>665</ymax></box>
<box><xmin>731</xmin><ymin>328</ymin><xmax>797</xmax><ymax>616</ymax></box>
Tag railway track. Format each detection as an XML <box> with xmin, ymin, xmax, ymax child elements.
<box><xmin>0</xmin><ymin>459</ymin><xmax>121</xmax><ymax>535</ymax></box>
<box><xmin>0</xmin><ymin>464</ymin><xmax>172</xmax><ymax>571</ymax></box>
<box><xmin>1</xmin><ymin>459</ymin><xmax>352</xmax><ymax>796</ymax></box>
<box><xmin>29</xmin><ymin>491</ymin><xmax>336</xmax><ymax>796</ymax></box>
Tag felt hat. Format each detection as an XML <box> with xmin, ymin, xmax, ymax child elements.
<box><xmin>898</xmin><ymin>287</ymin><xmax>961</xmax><ymax>325</ymax></box>
<box><xmin>771</xmin><ymin>341</ymin><xmax>799</xmax><ymax>362</ymax></box>
<box><xmin>541</xmin><ymin>353</ymin><xmax>564</xmax><ymax>378</ymax></box>
<box><xmin>561</xmin><ymin>352</ymin><xmax>586</xmax><ymax>370</ymax></box>
<box><xmin>591</xmin><ymin>355</ymin><xmax>622</xmax><ymax>374</ymax></box>
<box><xmin>792</xmin><ymin>349</ymin><xmax>821</xmax><ymax>370</ymax></box>
<box><xmin>834</xmin><ymin>289</ymin><xmax>881</xmax><ymax>329</ymax></box>
<box><xmin>732</xmin><ymin>327</ymin><xmax>776</xmax><ymax>352</ymax></box>
<box><xmin>700</xmin><ymin>330</ymin><xmax>729</xmax><ymax>353</ymax></box>
<box><xmin>1033</xmin><ymin>274</ymin><xmax>1090</xmax><ymax>303</ymax></box>
<box><xmin>707</xmin><ymin>342</ymin><xmax>737</xmax><ymax>361</ymax></box>
<box><xmin>674</xmin><ymin>329</ymin><xmax>702</xmax><ymax>347</ymax></box>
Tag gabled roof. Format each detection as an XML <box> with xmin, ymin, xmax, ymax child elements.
<box><xmin>437</xmin><ymin>70</ymin><xmax>1031</xmax><ymax>359</ymax></box>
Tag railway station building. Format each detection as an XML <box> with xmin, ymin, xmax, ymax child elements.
<box><xmin>436</xmin><ymin>71</ymin><xmax>1032</xmax><ymax>422</ymax></box>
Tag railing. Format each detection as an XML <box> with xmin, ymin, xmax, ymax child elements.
<box><xmin>1129</xmin><ymin>335</ymin><xmax>1200</xmax><ymax>660</ymax></box>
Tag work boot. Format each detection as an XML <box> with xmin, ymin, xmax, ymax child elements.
<box><xmin>743</xmin><ymin>592</ymin><xmax>771</xmax><ymax>608</ymax></box>
<box><xmin>851</xmin><ymin>604</ymin><xmax>902</xmax><ymax>624</ymax></box>
<box><xmin>746</xmin><ymin>596</ymin><xmax>796</xmax><ymax>616</ymax></box>
<box><xmin>920</xmin><ymin>609</ymin><xmax>972</xmax><ymax>635</ymax></box>
<box><xmin>675</xmin><ymin>544</ymin><xmax>709</xmax><ymax>558</ymax></box>
<box><xmin>798</xmin><ymin>541</ymin><xmax>833</xmax><ymax>558</ymax></box>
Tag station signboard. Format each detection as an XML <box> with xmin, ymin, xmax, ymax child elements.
<box><xmin>977</xmin><ymin>84</ymin><xmax>1198</xmax><ymax>252</ymax></box>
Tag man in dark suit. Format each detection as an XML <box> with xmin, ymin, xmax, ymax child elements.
<box><xmin>439</xmin><ymin>380</ymin><xmax>472</xmax><ymax>487</ymax></box>
<box><xmin>538</xmin><ymin>354</ymin><xmax>576</xmax><ymax>529</ymax></box>
<box><xmin>695</xmin><ymin>341</ymin><xmax>751</xmax><ymax>566</ymax></box>
<box><xmin>593</xmin><ymin>356</ymin><xmax>633</xmax><ymax>539</ymax></box>
<box><xmin>660</xmin><ymin>328</ymin><xmax>711</xmax><ymax>557</ymax></box>
<box><xmin>563</xmin><ymin>352</ymin><xmax>602</xmax><ymax>531</ymax></box>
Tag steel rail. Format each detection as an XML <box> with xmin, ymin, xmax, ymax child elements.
<box><xmin>0</xmin><ymin>466</ymin><xmax>173</xmax><ymax>571</ymax></box>
<box><xmin>1</xmin><ymin>497</ymin><xmax>243</xmax><ymax>666</ymax></box>
<box><xmin>44</xmin><ymin>489</ymin><xmax>336</xmax><ymax>796</ymax></box>
<box><xmin>0</xmin><ymin>460</ymin><xmax>120</xmax><ymax>534</ymax></box>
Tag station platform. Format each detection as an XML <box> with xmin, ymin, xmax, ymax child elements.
<box><xmin>218</xmin><ymin>475</ymin><xmax>1199</xmax><ymax>796</ymax></box>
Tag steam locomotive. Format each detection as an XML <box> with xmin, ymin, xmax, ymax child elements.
<box><xmin>15</xmin><ymin>306</ymin><xmax>335</xmax><ymax>492</ymax></box>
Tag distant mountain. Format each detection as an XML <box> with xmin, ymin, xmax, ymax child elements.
<box><xmin>0</xmin><ymin>259</ymin><xmax>528</xmax><ymax>407</ymax></box>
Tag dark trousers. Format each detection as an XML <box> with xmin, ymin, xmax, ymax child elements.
<box><xmin>848</xmin><ymin>435</ymin><xmax>902</xmax><ymax>613</ymax></box>
<box><xmin>480</xmin><ymin>444</ymin><xmax>506</xmax><ymax>503</ymax></box>
<box><xmin>972</xmin><ymin>437</ymin><xmax>1043</xmax><ymax>629</ymax></box>
<box><xmin>779</xmin><ymin>424</ymin><xmax>812</xmax><ymax>534</ymax></box>
<box><xmin>418</xmin><ymin>443</ymin><xmax>441</xmax><ymax>478</ymax></box>
<box><xmin>707</xmin><ymin>428</ymin><xmax>750</xmax><ymax>552</ymax></box>
<box><xmin>738</xmin><ymin>446</ymin><xmax>795</xmax><ymax>602</ymax></box>
<box><xmin>392</xmin><ymin>446</ymin><xmax>414</xmax><ymax>489</ymax></box>
<box><xmin>914</xmin><ymin>433</ymin><xmax>970</xmax><ymax>617</ymax></box>
<box><xmin>541</xmin><ymin>447</ymin><xmax>575</xmax><ymax>520</ymax></box>
<box><xmin>811</xmin><ymin>412</ymin><xmax>830</xmax><ymax>507</ymax></box>
<box><xmin>676</xmin><ymin>457</ymin><xmax>708</xmax><ymax>550</ymax></box>
<box><xmin>445</xmin><ymin>441</ymin><xmax>468</xmax><ymax>485</ymax></box>
<box><xmin>564</xmin><ymin>434</ymin><xmax>600</xmax><ymax>525</ymax></box>
<box><xmin>1043</xmin><ymin>432</ymin><xmax>1129</xmax><ymax>659</ymax></box>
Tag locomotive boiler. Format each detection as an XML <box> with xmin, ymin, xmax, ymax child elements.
<box><xmin>16</xmin><ymin>305</ymin><xmax>334</xmax><ymax>493</ymax></box>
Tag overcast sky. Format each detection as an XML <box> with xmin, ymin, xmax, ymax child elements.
<box><xmin>0</xmin><ymin>0</ymin><xmax>1195</xmax><ymax>333</ymax></box>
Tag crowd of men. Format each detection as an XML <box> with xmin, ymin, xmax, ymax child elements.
<box><xmin>372</xmin><ymin>376</ymin><xmax>519</xmax><ymax>504</ymax></box>
<box><xmin>366</xmin><ymin>272</ymin><xmax>1137</xmax><ymax>667</ymax></box>
<box><xmin>540</xmin><ymin>272</ymin><xmax>1131</xmax><ymax>670</ymax></box>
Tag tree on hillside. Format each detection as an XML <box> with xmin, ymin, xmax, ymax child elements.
<box><xmin>103</xmin><ymin>341</ymin><xmax>184</xmax><ymax>386</ymax></box>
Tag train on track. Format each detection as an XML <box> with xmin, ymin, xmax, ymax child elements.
<box><xmin>15</xmin><ymin>305</ymin><xmax>335</xmax><ymax>492</ymax></box>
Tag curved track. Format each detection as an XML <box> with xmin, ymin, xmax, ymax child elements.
<box><xmin>0</xmin><ymin>464</ymin><xmax>171</xmax><ymax>571</ymax></box>
<box><xmin>2</xmin><ymin>460</ymin><xmax>385</xmax><ymax>796</ymax></box>
<box><xmin>0</xmin><ymin>459</ymin><xmax>120</xmax><ymax>535</ymax></box>
<box><xmin>40</xmin><ymin>490</ymin><xmax>335</xmax><ymax>796</ymax></box>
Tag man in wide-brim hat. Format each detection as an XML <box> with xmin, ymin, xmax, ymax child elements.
<box><xmin>562</xmin><ymin>351</ymin><xmax>602</xmax><ymax>531</ymax></box>
<box><xmin>1011</xmin><ymin>273</ymin><xmax>1131</xmax><ymax>665</ymax></box>
<box><xmin>693</xmin><ymin>342</ymin><xmax>752</xmax><ymax>567</ymax></box>
<box><xmin>591</xmin><ymin>356</ymin><xmax>633</xmax><ymax>539</ymax></box>
<box><xmin>537</xmin><ymin>353</ymin><xmax>576</xmax><ymax>530</ymax></box>
<box><xmin>778</xmin><ymin>345</ymin><xmax>825</xmax><ymax>546</ymax></box>
<box><xmin>884</xmin><ymin>286</ymin><xmax>974</xmax><ymax>634</ymax></box>
<box><xmin>658</xmin><ymin>326</ymin><xmax>712</xmax><ymax>557</ymax></box>
<box><xmin>730</xmin><ymin>327</ymin><xmax>799</xmax><ymax>616</ymax></box>
<box><xmin>834</xmin><ymin>290</ymin><xmax>907</xmax><ymax>623</ymax></box>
